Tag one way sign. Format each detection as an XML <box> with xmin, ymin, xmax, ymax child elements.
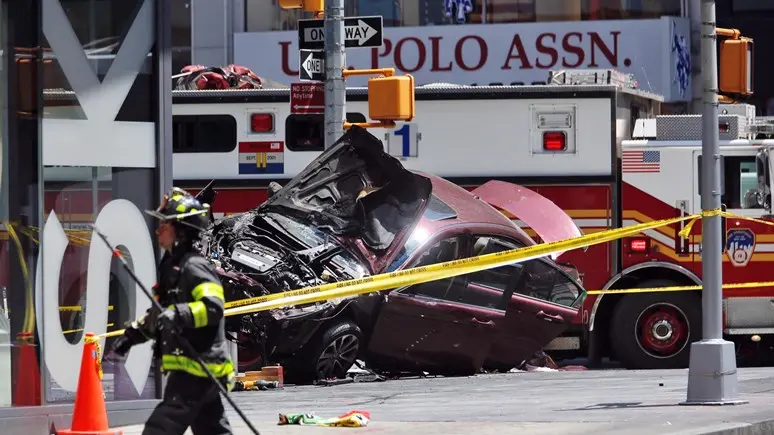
<box><xmin>299</xmin><ymin>50</ymin><xmax>325</xmax><ymax>81</ymax></box>
<box><xmin>298</xmin><ymin>15</ymin><xmax>383</xmax><ymax>50</ymax></box>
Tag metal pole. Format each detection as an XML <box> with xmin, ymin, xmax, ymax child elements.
<box><xmin>682</xmin><ymin>0</ymin><xmax>746</xmax><ymax>406</ymax></box>
<box><xmin>324</xmin><ymin>0</ymin><xmax>346</xmax><ymax>149</ymax></box>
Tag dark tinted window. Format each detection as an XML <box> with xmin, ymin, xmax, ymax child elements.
<box><xmin>519</xmin><ymin>259</ymin><xmax>582</xmax><ymax>308</ymax></box>
<box><xmin>453</xmin><ymin>236</ymin><xmax>523</xmax><ymax>310</ymax></box>
<box><xmin>286</xmin><ymin>112</ymin><xmax>367</xmax><ymax>152</ymax></box>
<box><xmin>732</xmin><ymin>0</ymin><xmax>774</xmax><ymax>12</ymax></box>
<box><xmin>398</xmin><ymin>235</ymin><xmax>515</xmax><ymax>312</ymax></box>
<box><xmin>173</xmin><ymin>114</ymin><xmax>237</xmax><ymax>153</ymax></box>
<box><xmin>466</xmin><ymin>236</ymin><xmax>525</xmax><ymax>292</ymax></box>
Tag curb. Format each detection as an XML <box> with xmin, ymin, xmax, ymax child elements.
<box><xmin>679</xmin><ymin>419</ymin><xmax>774</xmax><ymax>435</ymax></box>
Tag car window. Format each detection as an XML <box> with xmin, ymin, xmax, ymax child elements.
<box><xmin>465</xmin><ymin>236</ymin><xmax>525</xmax><ymax>291</ymax></box>
<box><xmin>398</xmin><ymin>236</ymin><xmax>464</xmax><ymax>300</ymax></box>
<box><xmin>398</xmin><ymin>235</ymin><xmax>521</xmax><ymax>312</ymax></box>
<box><xmin>519</xmin><ymin>259</ymin><xmax>583</xmax><ymax>308</ymax></box>
<box><xmin>450</xmin><ymin>236</ymin><xmax>524</xmax><ymax>310</ymax></box>
<box><xmin>384</xmin><ymin>195</ymin><xmax>458</xmax><ymax>272</ymax></box>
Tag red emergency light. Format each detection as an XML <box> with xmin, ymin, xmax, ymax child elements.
<box><xmin>543</xmin><ymin>131</ymin><xmax>566</xmax><ymax>151</ymax></box>
<box><xmin>250</xmin><ymin>113</ymin><xmax>274</xmax><ymax>133</ymax></box>
<box><xmin>628</xmin><ymin>237</ymin><xmax>649</xmax><ymax>253</ymax></box>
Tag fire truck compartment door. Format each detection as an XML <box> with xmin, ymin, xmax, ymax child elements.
<box><xmin>471</xmin><ymin>180</ymin><xmax>582</xmax><ymax>259</ymax></box>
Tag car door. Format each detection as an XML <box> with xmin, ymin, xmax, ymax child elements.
<box><xmin>464</xmin><ymin>235</ymin><xmax>582</xmax><ymax>368</ymax></box>
<box><xmin>366</xmin><ymin>232</ymin><xmax>508</xmax><ymax>375</ymax></box>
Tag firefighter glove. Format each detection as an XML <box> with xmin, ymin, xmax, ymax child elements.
<box><xmin>111</xmin><ymin>327</ymin><xmax>144</xmax><ymax>357</ymax></box>
<box><xmin>156</xmin><ymin>306</ymin><xmax>181</xmax><ymax>332</ymax></box>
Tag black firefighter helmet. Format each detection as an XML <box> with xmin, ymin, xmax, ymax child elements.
<box><xmin>145</xmin><ymin>187</ymin><xmax>211</xmax><ymax>238</ymax></box>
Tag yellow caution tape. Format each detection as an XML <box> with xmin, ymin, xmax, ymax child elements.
<box><xmin>6</xmin><ymin>223</ymin><xmax>36</xmax><ymax>334</ymax></box>
<box><xmin>84</xmin><ymin>334</ymin><xmax>103</xmax><ymax>380</ymax></box>
<box><xmin>62</xmin><ymin>323</ymin><xmax>114</xmax><ymax>335</ymax></box>
<box><xmin>94</xmin><ymin>210</ymin><xmax>697</xmax><ymax>340</ymax></box>
<box><xmin>46</xmin><ymin>207</ymin><xmax>774</xmax><ymax>341</ymax></box>
<box><xmin>59</xmin><ymin>305</ymin><xmax>115</xmax><ymax>312</ymax></box>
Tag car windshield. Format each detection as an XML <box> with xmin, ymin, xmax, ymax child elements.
<box><xmin>385</xmin><ymin>194</ymin><xmax>457</xmax><ymax>272</ymax></box>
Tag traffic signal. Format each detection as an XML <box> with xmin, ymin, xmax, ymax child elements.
<box><xmin>718</xmin><ymin>28</ymin><xmax>754</xmax><ymax>96</ymax></box>
<box><xmin>367</xmin><ymin>75</ymin><xmax>415</xmax><ymax>122</ymax></box>
<box><xmin>278</xmin><ymin>0</ymin><xmax>324</xmax><ymax>12</ymax></box>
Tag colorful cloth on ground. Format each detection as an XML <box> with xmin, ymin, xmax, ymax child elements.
<box><xmin>278</xmin><ymin>410</ymin><xmax>371</xmax><ymax>427</ymax></box>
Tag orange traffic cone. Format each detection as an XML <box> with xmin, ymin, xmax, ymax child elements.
<box><xmin>13</xmin><ymin>331</ymin><xmax>41</xmax><ymax>406</ymax></box>
<box><xmin>58</xmin><ymin>333</ymin><xmax>123</xmax><ymax>435</ymax></box>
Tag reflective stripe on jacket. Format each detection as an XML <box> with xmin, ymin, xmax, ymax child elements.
<box><xmin>133</xmin><ymin>251</ymin><xmax>235</xmax><ymax>385</ymax></box>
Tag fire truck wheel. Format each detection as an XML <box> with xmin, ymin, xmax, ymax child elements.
<box><xmin>609</xmin><ymin>282</ymin><xmax>701</xmax><ymax>370</ymax></box>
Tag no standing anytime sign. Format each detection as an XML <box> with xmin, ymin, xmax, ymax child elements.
<box><xmin>290</xmin><ymin>82</ymin><xmax>324</xmax><ymax>114</ymax></box>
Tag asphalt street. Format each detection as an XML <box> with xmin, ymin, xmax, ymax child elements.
<box><xmin>116</xmin><ymin>367</ymin><xmax>774</xmax><ymax>435</ymax></box>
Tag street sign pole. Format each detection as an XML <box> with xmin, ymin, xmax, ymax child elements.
<box><xmin>682</xmin><ymin>0</ymin><xmax>746</xmax><ymax>406</ymax></box>
<box><xmin>324</xmin><ymin>0</ymin><xmax>346</xmax><ymax>149</ymax></box>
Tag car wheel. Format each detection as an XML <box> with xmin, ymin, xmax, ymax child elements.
<box><xmin>609</xmin><ymin>280</ymin><xmax>701</xmax><ymax>370</ymax></box>
<box><xmin>236</xmin><ymin>332</ymin><xmax>264</xmax><ymax>373</ymax></box>
<box><xmin>311</xmin><ymin>320</ymin><xmax>362</xmax><ymax>381</ymax></box>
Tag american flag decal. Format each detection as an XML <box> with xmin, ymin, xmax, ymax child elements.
<box><xmin>623</xmin><ymin>150</ymin><xmax>661</xmax><ymax>173</ymax></box>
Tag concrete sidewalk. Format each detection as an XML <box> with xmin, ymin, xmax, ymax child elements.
<box><xmin>116</xmin><ymin>367</ymin><xmax>774</xmax><ymax>434</ymax></box>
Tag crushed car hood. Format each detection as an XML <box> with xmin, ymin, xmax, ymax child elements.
<box><xmin>471</xmin><ymin>180</ymin><xmax>582</xmax><ymax>259</ymax></box>
<box><xmin>259</xmin><ymin>126</ymin><xmax>433</xmax><ymax>272</ymax></box>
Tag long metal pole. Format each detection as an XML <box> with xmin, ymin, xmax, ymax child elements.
<box><xmin>324</xmin><ymin>0</ymin><xmax>346</xmax><ymax>149</ymax></box>
<box><xmin>699</xmin><ymin>0</ymin><xmax>723</xmax><ymax>343</ymax></box>
<box><xmin>683</xmin><ymin>0</ymin><xmax>745</xmax><ymax>406</ymax></box>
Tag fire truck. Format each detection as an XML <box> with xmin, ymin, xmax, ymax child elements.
<box><xmin>9</xmin><ymin>68</ymin><xmax>774</xmax><ymax>370</ymax></box>
<box><xmin>168</xmin><ymin>68</ymin><xmax>774</xmax><ymax>370</ymax></box>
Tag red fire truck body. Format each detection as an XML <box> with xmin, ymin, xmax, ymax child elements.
<box><xmin>8</xmin><ymin>69</ymin><xmax>774</xmax><ymax>369</ymax></box>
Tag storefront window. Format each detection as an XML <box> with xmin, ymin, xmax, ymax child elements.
<box><xmin>172</xmin><ymin>0</ymin><xmax>192</xmax><ymax>74</ymax></box>
<box><xmin>0</xmin><ymin>1</ymin><xmax>10</xmax><ymax>407</ymax></box>
<box><xmin>40</xmin><ymin>0</ymin><xmax>160</xmax><ymax>404</ymax></box>
<box><xmin>244</xmin><ymin>0</ymin><xmax>681</xmax><ymax>30</ymax></box>
<box><xmin>2</xmin><ymin>0</ymin><xmax>44</xmax><ymax>409</ymax></box>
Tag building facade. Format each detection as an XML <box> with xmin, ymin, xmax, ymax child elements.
<box><xmin>175</xmin><ymin>0</ymin><xmax>772</xmax><ymax>115</ymax></box>
<box><xmin>0</xmin><ymin>0</ymin><xmax>172</xmax><ymax>433</ymax></box>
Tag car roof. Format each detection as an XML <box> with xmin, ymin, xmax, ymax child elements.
<box><xmin>411</xmin><ymin>171</ymin><xmax>534</xmax><ymax>244</ymax></box>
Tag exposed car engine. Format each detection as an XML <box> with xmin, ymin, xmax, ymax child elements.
<box><xmin>200</xmin><ymin>210</ymin><xmax>365</xmax><ymax>291</ymax></box>
<box><xmin>196</xmin><ymin>206</ymin><xmax>370</xmax><ymax>370</ymax></box>
<box><xmin>189</xmin><ymin>126</ymin><xmax>436</xmax><ymax>378</ymax></box>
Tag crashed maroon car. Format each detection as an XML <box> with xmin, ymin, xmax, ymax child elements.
<box><xmin>198</xmin><ymin>126</ymin><xmax>586</xmax><ymax>384</ymax></box>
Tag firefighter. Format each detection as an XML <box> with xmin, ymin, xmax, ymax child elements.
<box><xmin>109</xmin><ymin>187</ymin><xmax>235</xmax><ymax>435</ymax></box>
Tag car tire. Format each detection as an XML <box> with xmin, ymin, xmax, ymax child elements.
<box><xmin>299</xmin><ymin>320</ymin><xmax>362</xmax><ymax>384</ymax></box>
<box><xmin>609</xmin><ymin>280</ymin><xmax>701</xmax><ymax>370</ymax></box>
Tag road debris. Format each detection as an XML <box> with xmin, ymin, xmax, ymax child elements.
<box><xmin>234</xmin><ymin>365</ymin><xmax>284</xmax><ymax>391</ymax></box>
<box><xmin>508</xmin><ymin>351</ymin><xmax>589</xmax><ymax>373</ymax></box>
<box><xmin>278</xmin><ymin>410</ymin><xmax>371</xmax><ymax>427</ymax></box>
<box><xmin>234</xmin><ymin>380</ymin><xmax>280</xmax><ymax>391</ymax></box>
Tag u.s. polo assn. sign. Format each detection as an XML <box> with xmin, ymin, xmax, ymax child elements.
<box><xmin>235</xmin><ymin>15</ymin><xmax>692</xmax><ymax>102</ymax></box>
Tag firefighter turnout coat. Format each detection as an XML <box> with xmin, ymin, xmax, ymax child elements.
<box><xmin>130</xmin><ymin>250</ymin><xmax>235</xmax><ymax>385</ymax></box>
